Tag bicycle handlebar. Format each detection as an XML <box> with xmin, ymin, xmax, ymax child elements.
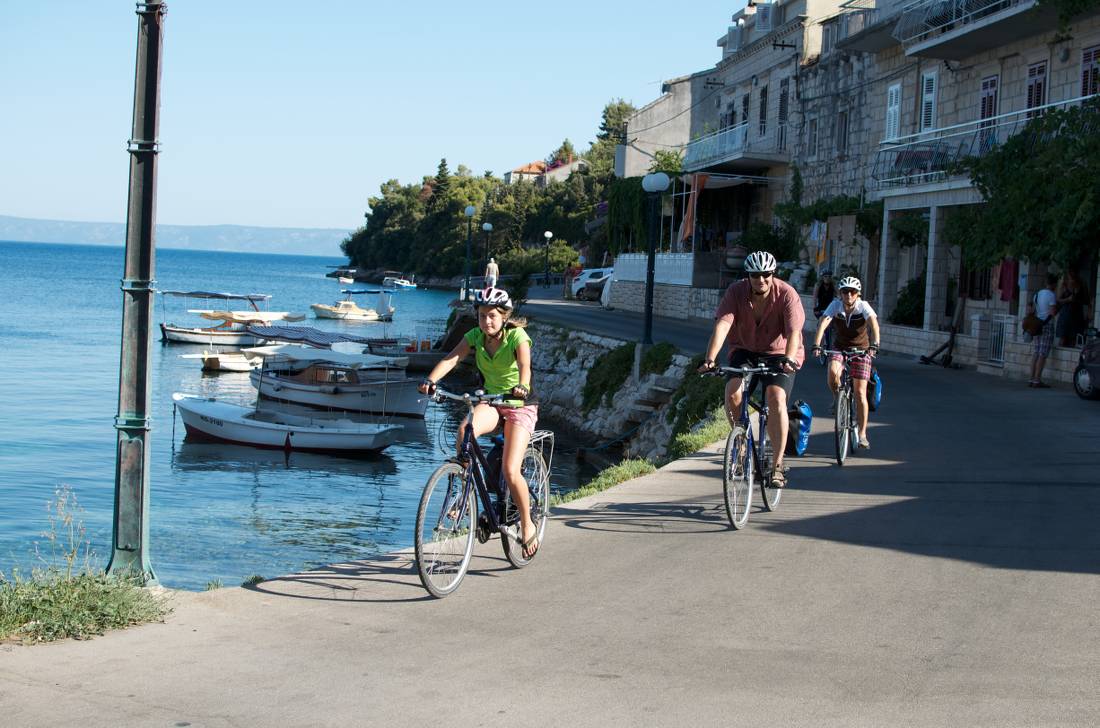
<box><xmin>819</xmin><ymin>348</ymin><xmax>869</xmax><ymax>357</ymax></box>
<box><xmin>432</xmin><ymin>387</ymin><xmax>517</xmax><ymax>408</ymax></box>
<box><xmin>701</xmin><ymin>364</ymin><xmax>777</xmax><ymax>377</ymax></box>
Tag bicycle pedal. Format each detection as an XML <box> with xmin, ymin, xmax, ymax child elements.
<box><xmin>475</xmin><ymin>515</ymin><xmax>491</xmax><ymax>544</ymax></box>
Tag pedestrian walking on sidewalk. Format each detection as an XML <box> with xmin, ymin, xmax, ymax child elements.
<box><xmin>1029</xmin><ymin>273</ymin><xmax>1059</xmax><ymax>388</ymax></box>
<box><xmin>484</xmin><ymin>257</ymin><xmax>499</xmax><ymax>289</ymax></box>
<box><xmin>698</xmin><ymin>250</ymin><xmax>804</xmax><ymax>487</ymax></box>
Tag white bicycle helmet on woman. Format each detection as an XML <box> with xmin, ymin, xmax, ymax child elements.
<box><xmin>744</xmin><ymin>250</ymin><xmax>778</xmax><ymax>274</ymax></box>
<box><xmin>473</xmin><ymin>286</ymin><xmax>513</xmax><ymax>310</ymax></box>
<box><xmin>838</xmin><ymin>276</ymin><xmax>862</xmax><ymax>292</ymax></box>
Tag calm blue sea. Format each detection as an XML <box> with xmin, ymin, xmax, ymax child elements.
<box><xmin>0</xmin><ymin>241</ymin><xmax>594</xmax><ymax>589</ymax></box>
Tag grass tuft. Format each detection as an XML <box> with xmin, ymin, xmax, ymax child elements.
<box><xmin>0</xmin><ymin>486</ymin><xmax>170</xmax><ymax>644</ymax></box>
<box><xmin>551</xmin><ymin>459</ymin><xmax>656</xmax><ymax>506</ymax></box>
<box><xmin>241</xmin><ymin>575</ymin><xmax>265</xmax><ymax>586</ymax></box>
<box><xmin>664</xmin><ymin>406</ymin><xmax>731</xmax><ymax>461</ymax></box>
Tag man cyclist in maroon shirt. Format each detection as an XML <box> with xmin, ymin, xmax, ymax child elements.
<box><xmin>698</xmin><ymin>250</ymin><xmax>804</xmax><ymax>487</ymax></box>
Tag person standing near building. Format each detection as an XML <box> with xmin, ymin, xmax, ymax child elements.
<box><xmin>484</xmin><ymin>257</ymin><xmax>499</xmax><ymax>289</ymax></box>
<box><xmin>1029</xmin><ymin>273</ymin><xmax>1059</xmax><ymax>388</ymax></box>
<box><xmin>813</xmin><ymin>268</ymin><xmax>837</xmax><ymax>353</ymax></box>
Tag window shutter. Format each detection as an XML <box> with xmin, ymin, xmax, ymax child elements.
<box><xmin>980</xmin><ymin>76</ymin><xmax>998</xmax><ymax>120</ymax></box>
<box><xmin>759</xmin><ymin>86</ymin><xmax>768</xmax><ymax>138</ymax></box>
<box><xmin>920</xmin><ymin>72</ymin><xmax>937</xmax><ymax>132</ymax></box>
<box><xmin>1084</xmin><ymin>45</ymin><xmax>1100</xmax><ymax>97</ymax></box>
<box><xmin>757</xmin><ymin>3</ymin><xmax>774</xmax><ymax>33</ymax></box>
<box><xmin>886</xmin><ymin>84</ymin><xmax>901</xmax><ymax>140</ymax></box>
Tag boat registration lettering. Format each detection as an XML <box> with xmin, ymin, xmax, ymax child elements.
<box><xmin>199</xmin><ymin>414</ymin><xmax>224</xmax><ymax>427</ymax></box>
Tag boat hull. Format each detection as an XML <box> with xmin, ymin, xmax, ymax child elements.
<box><xmin>172</xmin><ymin>393</ymin><xmax>401</xmax><ymax>453</ymax></box>
<box><xmin>161</xmin><ymin>323</ymin><xmax>261</xmax><ymax>346</ymax></box>
<box><xmin>250</xmin><ymin>370</ymin><xmax>429</xmax><ymax>417</ymax></box>
<box><xmin>310</xmin><ymin>303</ymin><xmax>388</xmax><ymax>322</ymax></box>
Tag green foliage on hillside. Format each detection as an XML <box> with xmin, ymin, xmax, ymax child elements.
<box><xmin>342</xmin><ymin>100</ymin><xmax>639</xmax><ymax>279</ymax></box>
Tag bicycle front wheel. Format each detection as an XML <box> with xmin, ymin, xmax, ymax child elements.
<box><xmin>501</xmin><ymin>447</ymin><xmax>550</xmax><ymax>568</ymax></box>
<box><xmin>834</xmin><ymin>389</ymin><xmax>850</xmax><ymax>467</ymax></box>
<box><xmin>723</xmin><ymin>427</ymin><xmax>753</xmax><ymax>529</ymax></box>
<box><xmin>415</xmin><ymin>462</ymin><xmax>476</xmax><ymax>598</ymax></box>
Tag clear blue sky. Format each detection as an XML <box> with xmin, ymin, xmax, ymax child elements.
<box><xmin>1</xmin><ymin>1</ymin><xmax>742</xmax><ymax>230</ymax></box>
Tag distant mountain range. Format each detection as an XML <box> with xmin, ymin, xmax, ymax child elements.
<box><xmin>0</xmin><ymin>214</ymin><xmax>352</xmax><ymax>257</ymax></box>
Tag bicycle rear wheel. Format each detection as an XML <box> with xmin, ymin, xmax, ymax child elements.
<box><xmin>415</xmin><ymin>462</ymin><xmax>476</xmax><ymax>598</ymax></box>
<box><xmin>834</xmin><ymin>389</ymin><xmax>850</xmax><ymax>466</ymax></box>
<box><xmin>759</xmin><ymin>424</ymin><xmax>781</xmax><ymax>511</ymax></box>
<box><xmin>501</xmin><ymin>447</ymin><xmax>550</xmax><ymax>568</ymax></box>
<box><xmin>723</xmin><ymin>427</ymin><xmax>753</xmax><ymax>529</ymax></box>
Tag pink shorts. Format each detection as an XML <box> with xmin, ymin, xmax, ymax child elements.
<box><xmin>498</xmin><ymin>403</ymin><xmax>539</xmax><ymax>436</ymax></box>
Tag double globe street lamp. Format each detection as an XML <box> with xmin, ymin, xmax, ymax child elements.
<box><xmin>641</xmin><ymin>172</ymin><xmax>670</xmax><ymax>346</ymax></box>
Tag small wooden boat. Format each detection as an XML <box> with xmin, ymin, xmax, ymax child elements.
<box><xmin>172</xmin><ymin>393</ymin><xmax>402</xmax><ymax>454</ymax></box>
<box><xmin>311</xmin><ymin>289</ymin><xmax>394</xmax><ymax>322</ymax></box>
<box><xmin>160</xmin><ymin>291</ymin><xmax>304</xmax><ymax>345</ymax></box>
<box><xmin>382</xmin><ymin>271</ymin><xmax>417</xmax><ymax>289</ymax></box>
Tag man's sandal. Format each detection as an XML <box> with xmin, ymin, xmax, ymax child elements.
<box><xmin>771</xmin><ymin>470</ymin><xmax>787</xmax><ymax>488</ymax></box>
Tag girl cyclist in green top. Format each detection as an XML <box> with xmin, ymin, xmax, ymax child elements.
<box><xmin>417</xmin><ymin>287</ymin><xmax>541</xmax><ymax>559</ymax></box>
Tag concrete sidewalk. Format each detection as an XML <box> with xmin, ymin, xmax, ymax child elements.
<box><xmin>3</xmin><ymin>356</ymin><xmax>1099</xmax><ymax>726</ymax></box>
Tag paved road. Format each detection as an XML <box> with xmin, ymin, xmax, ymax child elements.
<box><xmin>523</xmin><ymin>284</ymin><xmax>714</xmax><ymax>353</ymax></box>
<box><xmin>3</xmin><ymin>348</ymin><xmax>1098</xmax><ymax>726</ymax></box>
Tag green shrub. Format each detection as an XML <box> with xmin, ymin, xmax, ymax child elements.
<box><xmin>582</xmin><ymin>342</ymin><xmax>636</xmax><ymax>411</ymax></box>
<box><xmin>889</xmin><ymin>272</ymin><xmax>925</xmax><ymax>326</ymax></box>
<box><xmin>640</xmin><ymin>341</ymin><xmax>675</xmax><ymax>377</ymax></box>
<box><xmin>665</xmin><ymin>406</ymin><xmax>731</xmax><ymax>461</ymax></box>
<box><xmin>666</xmin><ymin>355</ymin><xmax>729</xmax><ymax>437</ymax></box>
<box><xmin>550</xmin><ymin>459</ymin><xmax>656</xmax><ymax>506</ymax></box>
<box><xmin>242</xmin><ymin>575</ymin><xmax>265</xmax><ymax>586</ymax></box>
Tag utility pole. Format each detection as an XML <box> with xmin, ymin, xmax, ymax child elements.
<box><xmin>106</xmin><ymin>1</ymin><xmax>167</xmax><ymax>584</ymax></box>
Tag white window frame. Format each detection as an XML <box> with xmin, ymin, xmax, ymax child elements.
<box><xmin>920</xmin><ymin>71</ymin><xmax>937</xmax><ymax>132</ymax></box>
<box><xmin>886</xmin><ymin>83</ymin><xmax>901</xmax><ymax>140</ymax></box>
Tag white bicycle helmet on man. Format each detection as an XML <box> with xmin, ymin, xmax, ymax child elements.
<box><xmin>744</xmin><ymin>250</ymin><xmax>778</xmax><ymax>274</ymax></box>
<box><xmin>837</xmin><ymin>276</ymin><xmax>862</xmax><ymax>292</ymax></box>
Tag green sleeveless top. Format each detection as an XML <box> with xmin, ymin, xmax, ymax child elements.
<box><xmin>463</xmin><ymin>326</ymin><xmax>532</xmax><ymax>399</ymax></box>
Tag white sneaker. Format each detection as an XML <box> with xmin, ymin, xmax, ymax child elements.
<box><xmin>857</xmin><ymin>436</ymin><xmax>870</xmax><ymax>449</ymax></box>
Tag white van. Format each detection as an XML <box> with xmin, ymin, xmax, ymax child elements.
<box><xmin>570</xmin><ymin>268</ymin><xmax>612</xmax><ymax>299</ymax></box>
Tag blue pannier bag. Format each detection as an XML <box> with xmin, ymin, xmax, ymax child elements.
<box><xmin>868</xmin><ymin>369</ymin><xmax>883</xmax><ymax>411</ymax></box>
<box><xmin>785</xmin><ymin>399</ymin><xmax>813</xmax><ymax>456</ymax></box>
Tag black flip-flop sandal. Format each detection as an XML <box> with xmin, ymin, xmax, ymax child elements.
<box><xmin>521</xmin><ymin>535</ymin><xmax>540</xmax><ymax>560</ymax></box>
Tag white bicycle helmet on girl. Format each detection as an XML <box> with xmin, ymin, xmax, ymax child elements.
<box><xmin>744</xmin><ymin>250</ymin><xmax>778</xmax><ymax>274</ymax></box>
<box><xmin>838</xmin><ymin>276</ymin><xmax>862</xmax><ymax>292</ymax></box>
<box><xmin>473</xmin><ymin>286</ymin><xmax>513</xmax><ymax>310</ymax></box>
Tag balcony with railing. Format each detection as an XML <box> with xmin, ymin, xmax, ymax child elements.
<box><xmin>893</xmin><ymin>0</ymin><xmax>1059</xmax><ymax>59</ymax></box>
<box><xmin>873</xmin><ymin>94</ymin><xmax>1098</xmax><ymax>191</ymax></box>
<box><xmin>837</xmin><ymin>0</ymin><xmax>900</xmax><ymax>53</ymax></box>
<box><xmin>683</xmin><ymin>121</ymin><xmax>790</xmax><ymax>173</ymax></box>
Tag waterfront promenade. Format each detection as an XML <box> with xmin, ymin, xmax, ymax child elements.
<box><xmin>3</xmin><ymin>299</ymin><xmax>1099</xmax><ymax>726</ymax></box>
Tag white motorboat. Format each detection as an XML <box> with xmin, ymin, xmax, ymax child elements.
<box><xmin>179</xmin><ymin>349</ymin><xmax>259</xmax><ymax>372</ymax></box>
<box><xmin>382</xmin><ymin>271</ymin><xmax>417</xmax><ymax>289</ymax></box>
<box><xmin>160</xmin><ymin>291</ymin><xmax>304</xmax><ymax>345</ymax></box>
<box><xmin>172</xmin><ymin>393</ymin><xmax>402</xmax><ymax>454</ymax></box>
<box><xmin>248</xmin><ymin>346</ymin><xmax>428</xmax><ymax>417</ymax></box>
<box><xmin>311</xmin><ymin>288</ymin><xmax>394</xmax><ymax>322</ymax></box>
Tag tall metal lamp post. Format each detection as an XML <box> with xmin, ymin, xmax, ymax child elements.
<box><xmin>641</xmin><ymin>172</ymin><xmax>670</xmax><ymax>346</ymax></box>
<box><xmin>482</xmin><ymin>222</ymin><xmax>493</xmax><ymax>266</ymax></box>
<box><xmin>543</xmin><ymin>230</ymin><xmax>553</xmax><ymax>285</ymax></box>
<box><xmin>463</xmin><ymin>205</ymin><xmax>476</xmax><ymax>299</ymax></box>
<box><xmin>106</xmin><ymin>1</ymin><xmax>167</xmax><ymax>584</ymax></box>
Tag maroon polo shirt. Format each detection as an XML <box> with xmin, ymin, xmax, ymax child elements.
<box><xmin>715</xmin><ymin>278</ymin><xmax>806</xmax><ymax>365</ymax></box>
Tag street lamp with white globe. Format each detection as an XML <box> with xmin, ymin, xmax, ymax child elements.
<box><xmin>641</xmin><ymin>172</ymin><xmax>670</xmax><ymax>346</ymax></box>
<box><xmin>482</xmin><ymin>222</ymin><xmax>493</xmax><ymax>266</ymax></box>
<box><xmin>543</xmin><ymin>230</ymin><xmax>553</xmax><ymax>285</ymax></box>
<box><xmin>463</xmin><ymin>205</ymin><xmax>476</xmax><ymax>299</ymax></box>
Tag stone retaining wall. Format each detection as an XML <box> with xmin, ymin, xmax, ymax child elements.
<box><xmin>528</xmin><ymin>322</ymin><xmax>693</xmax><ymax>460</ymax></box>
